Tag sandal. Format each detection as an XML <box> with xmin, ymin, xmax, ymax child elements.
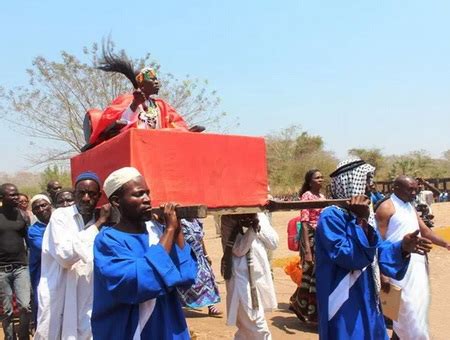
<box><xmin>208</xmin><ymin>305</ymin><xmax>223</xmax><ymax>317</ymax></box>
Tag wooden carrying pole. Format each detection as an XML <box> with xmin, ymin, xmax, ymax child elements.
<box><xmin>265</xmin><ymin>198</ymin><xmax>349</xmax><ymax>212</ymax></box>
<box><xmin>151</xmin><ymin>205</ymin><xmax>208</xmax><ymax>219</ymax></box>
<box><xmin>152</xmin><ymin>199</ymin><xmax>349</xmax><ymax>219</ymax></box>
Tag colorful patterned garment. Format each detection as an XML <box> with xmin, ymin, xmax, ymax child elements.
<box><xmin>177</xmin><ymin>219</ymin><xmax>221</xmax><ymax>308</ymax></box>
<box><xmin>289</xmin><ymin>191</ymin><xmax>325</xmax><ymax>324</ymax></box>
<box><xmin>299</xmin><ymin>191</ymin><xmax>325</xmax><ymax>229</ymax></box>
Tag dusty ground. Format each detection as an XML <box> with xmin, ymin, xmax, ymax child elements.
<box><xmin>186</xmin><ymin>203</ymin><xmax>450</xmax><ymax>340</ymax></box>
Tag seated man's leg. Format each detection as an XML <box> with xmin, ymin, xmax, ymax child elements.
<box><xmin>0</xmin><ymin>270</ymin><xmax>14</xmax><ymax>340</ymax></box>
<box><xmin>13</xmin><ymin>266</ymin><xmax>31</xmax><ymax>340</ymax></box>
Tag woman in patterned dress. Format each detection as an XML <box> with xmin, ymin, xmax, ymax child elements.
<box><xmin>289</xmin><ymin>169</ymin><xmax>325</xmax><ymax>324</ymax></box>
<box><xmin>177</xmin><ymin>219</ymin><xmax>222</xmax><ymax>316</ymax></box>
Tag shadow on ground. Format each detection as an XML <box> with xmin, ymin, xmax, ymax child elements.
<box><xmin>270</xmin><ymin>303</ymin><xmax>318</xmax><ymax>335</ymax></box>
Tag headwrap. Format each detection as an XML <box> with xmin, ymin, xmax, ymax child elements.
<box><xmin>135</xmin><ymin>67</ymin><xmax>157</xmax><ymax>86</ymax></box>
<box><xmin>30</xmin><ymin>194</ymin><xmax>51</xmax><ymax>207</ymax></box>
<box><xmin>75</xmin><ymin>171</ymin><xmax>101</xmax><ymax>186</ymax></box>
<box><xmin>103</xmin><ymin>167</ymin><xmax>142</xmax><ymax>198</ymax></box>
<box><xmin>330</xmin><ymin>158</ymin><xmax>375</xmax><ymax>199</ymax></box>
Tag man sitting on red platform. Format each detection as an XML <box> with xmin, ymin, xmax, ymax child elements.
<box><xmin>88</xmin><ymin>52</ymin><xmax>190</xmax><ymax>147</ymax></box>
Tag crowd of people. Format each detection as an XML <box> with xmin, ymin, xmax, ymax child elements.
<box><xmin>1</xmin><ymin>51</ymin><xmax>449</xmax><ymax>339</ymax></box>
<box><xmin>0</xmin><ymin>158</ymin><xmax>448</xmax><ymax>340</ymax></box>
<box><xmin>284</xmin><ymin>161</ymin><xmax>450</xmax><ymax>340</ymax></box>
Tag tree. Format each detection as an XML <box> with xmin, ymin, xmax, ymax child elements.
<box><xmin>443</xmin><ymin>150</ymin><xmax>450</xmax><ymax>162</ymax></box>
<box><xmin>294</xmin><ymin>132</ymin><xmax>324</xmax><ymax>157</ymax></box>
<box><xmin>348</xmin><ymin>148</ymin><xmax>385</xmax><ymax>171</ymax></box>
<box><xmin>266</xmin><ymin>125</ymin><xmax>337</xmax><ymax>195</ymax></box>
<box><xmin>384</xmin><ymin>150</ymin><xmax>448</xmax><ymax>179</ymax></box>
<box><xmin>39</xmin><ymin>165</ymin><xmax>72</xmax><ymax>192</ymax></box>
<box><xmin>0</xmin><ymin>42</ymin><xmax>228</xmax><ymax>165</ymax></box>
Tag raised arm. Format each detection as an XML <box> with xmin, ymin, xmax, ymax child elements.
<box><xmin>316</xmin><ymin>205</ymin><xmax>379</xmax><ymax>271</ymax></box>
<box><xmin>417</xmin><ymin>178</ymin><xmax>441</xmax><ymax>198</ymax></box>
<box><xmin>232</xmin><ymin>227</ymin><xmax>257</xmax><ymax>257</ymax></box>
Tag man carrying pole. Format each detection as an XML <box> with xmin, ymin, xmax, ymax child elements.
<box><xmin>221</xmin><ymin>213</ymin><xmax>278</xmax><ymax>340</ymax></box>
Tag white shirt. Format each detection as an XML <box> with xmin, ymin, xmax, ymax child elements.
<box><xmin>225</xmin><ymin>213</ymin><xmax>279</xmax><ymax>326</ymax></box>
<box><xmin>35</xmin><ymin>205</ymin><xmax>98</xmax><ymax>340</ymax></box>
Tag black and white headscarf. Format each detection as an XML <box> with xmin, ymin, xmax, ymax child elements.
<box><xmin>330</xmin><ymin>158</ymin><xmax>375</xmax><ymax>199</ymax></box>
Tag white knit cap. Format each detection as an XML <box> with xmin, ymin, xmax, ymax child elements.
<box><xmin>30</xmin><ymin>194</ymin><xmax>51</xmax><ymax>207</ymax></box>
<box><xmin>103</xmin><ymin>167</ymin><xmax>142</xmax><ymax>198</ymax></box>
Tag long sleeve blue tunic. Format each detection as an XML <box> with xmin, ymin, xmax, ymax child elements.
<box><xmin>315</xmin><ymin>206</ymin><xmax>410</xmax><ymax>340</ymax></box>
<box><xmin>91</xmin><ymin>226</ymin><xmax>197</xmax><ymax>340</ymax></box>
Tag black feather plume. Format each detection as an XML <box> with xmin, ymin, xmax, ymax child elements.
<box><xmin>97</xmin><ymin>40</ymin><xmax>139</xmax><ymax>89</ymax></box>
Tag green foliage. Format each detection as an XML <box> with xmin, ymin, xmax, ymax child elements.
<box><xmin>294</xmin><ymin>132</ymin><xmax>324</xmax><ymax>157</ymax></box>
<box><xmin>39</xmin><ymin>165</ymin><xmax>72</xmax><ymax>192</ymax></box>
<box><xmin>266</xmin><ymin>125</ymin><xmax>338</xmax><ymax>196</ymax></box>
<box><xmin>347</xmin><ymin>148</ymin><xmax>450</xmax><ymax>181</ymax></box>
<box><xmin>348</xmin><ymin>148</ymin><xmax>385</xmax><ymax>171</ymax></box>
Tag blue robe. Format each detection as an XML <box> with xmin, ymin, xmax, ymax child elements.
<box><xmin>91</xmin><ymin>226</ymin><xmax>197</xmax><ymax>340</ymax></box>
<box><xmin>315</xmin><ymin>206</ymin><xmax>410</xmax><ymax>340</ymax></box>
<box><xmin>26</xmin><ymin>220</ymin><xmax>47</xmax><ymax>321</ymax></box>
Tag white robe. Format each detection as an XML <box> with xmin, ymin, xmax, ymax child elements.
<box><xmin>386</xmin><ymin>194</ymin><xmax>430</xmax><ymax>340</ymax></box>
<box><xmin>35</xmin><ymin>205</ymin><xmax>98</xmax><ymax>340</ymax></box>
<box><xmin>225</xmin><ymin>213</ymin><xmax>278</xmax><ymax>327</ymax></box>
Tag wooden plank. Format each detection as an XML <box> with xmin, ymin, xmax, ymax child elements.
<box><xmin>266</xmin><ymin>199</ymin><xmax>348</xmax><ymax>212</ymax></box>
<box><xmin>207</xmin><ymin>199</ymin><xmax>348</xmax><ymax>216</ymax></box>
<box><xmin>146</xmin><ymin>199</ymin><xmax>348</xmax><ymax>219</ymax></box>
<box><xmin>208</xmin><ymin>206</ymin><xmax>265</xmax><ymax>215</ymax></box>
<box><xmin>151</xmin><ymin>205</ymin><xmax>208</xmax><ymax>219</ymax></box>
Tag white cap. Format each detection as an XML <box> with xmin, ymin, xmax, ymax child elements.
<box><xmin>30</xmin><ymin>194</ymin><xmax>51</xmax><ymax>207</ymax></box>
<box><xmin>103</xmin><ymin>167</ymin><xmax>142</xmax><ymax>198</ymax></box>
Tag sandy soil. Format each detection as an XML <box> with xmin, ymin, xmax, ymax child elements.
<box><xmin>186</xmin><ymin>202</ymin><xmax>450</xmax><ymax>340</ymax></box>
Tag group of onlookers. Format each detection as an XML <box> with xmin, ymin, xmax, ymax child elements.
<box><xmin>288</xmin><ymin>160</ymin><xmax>449</xmax><ymax>340</ymax></box>
<box><xmin>1</xmin><ymin>161</ymin><xmax>450</xmax><ymax>340</ymax></box>
<box><xmin>0</xmin><ymin>181</ymin><xmax>75</xmax><ymax>340</ymax></box>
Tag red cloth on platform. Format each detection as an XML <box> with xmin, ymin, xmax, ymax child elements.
<box><xmin>89</xmin><ymin>94</ymin><xmax>188</xmax><ymax>144</ymax></box>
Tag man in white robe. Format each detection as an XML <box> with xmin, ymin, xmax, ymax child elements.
<box><xmin>376</xmin><ymin>175</ymin><xmax>450</xmax><ymax>340</ymax></box>
<box><xmin>221</xmin><ymin>213</ymin><xmax>278</xmax><ymax>340</ymax></box>
<box><xmin>35</xmin><ymin>172</ymin><xmax>110</xmax><ymax>340</ymax></box>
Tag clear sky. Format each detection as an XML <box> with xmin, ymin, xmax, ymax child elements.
<box><xmin>1</xmin><ymin>0</ymin><xmax>449</xmax><ymax>172</ymax></box>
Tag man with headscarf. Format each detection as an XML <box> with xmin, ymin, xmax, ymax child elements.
<box><xmin>35</xmin><ymin>172</ymin><xmax>111</xmax><ymax>340</ymax></box>
<box><xmin>376</xmin><ymin>175</ymin><xmax>450</xmax><ymax>340</ymax></box>
<box><xmin>26</xmin><ymin>194</ymin><xmax>52</xmax><ymax>325</ymax></box>
<box><xmin>91</xmin><ymin>167</ymin><xmax>197</xmax><ymax>339</ymax></box>
<box><xmin>315</xmin><ymin>159</ymin><xmax>432</xmax><ymax>340</ymax></box>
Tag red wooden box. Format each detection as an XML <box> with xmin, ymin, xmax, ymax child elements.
<box><xmin>71</xmin><ymin>129</ymin><xmax>268</xmax><ymax>208</ymax></box>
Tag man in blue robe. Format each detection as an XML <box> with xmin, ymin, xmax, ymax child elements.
<box><xmin>315</xmin><ymin>159</ymin><xmax>432</xmax><ymax>340</ymax></box>
<box><xmin>26</xmin><ymin>194</ymin><xmax>52</xmax><ymax>324</ymax></box>
<box><xmin>91</xmin><ymin>167</ymin><xmax>197</xmax><ymax>340</ymax></box>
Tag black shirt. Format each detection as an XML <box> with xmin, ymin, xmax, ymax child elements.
<box><xmin>0</xmin><ymin>207</ymin><xmax>28</xmax><ymax>265</ymax></box>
